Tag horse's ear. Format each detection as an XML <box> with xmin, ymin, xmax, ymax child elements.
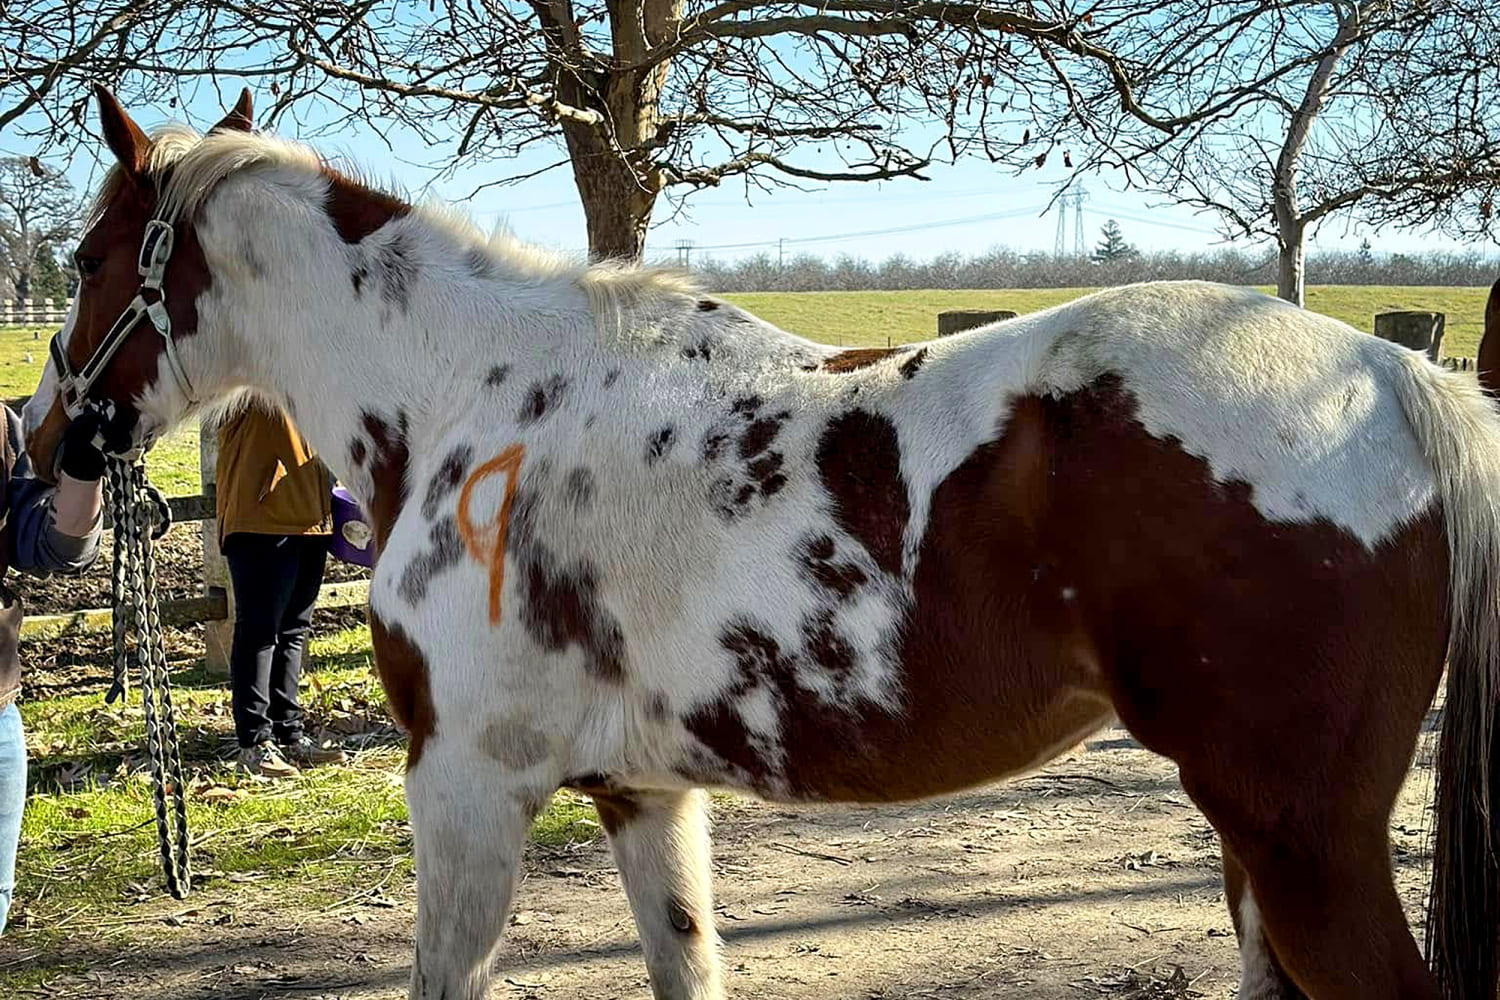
<box><xmin>1478</xmin><ymin>277</ymin><xmax>1500</xmax><ymax>399</ymax></box>
<box><xmin>209</xmin><ymin>88</ymin><xmax>254</xmax><ymax>134</ymax></box>
<box><xmin>94</xmin><ymin>83</ymin><xmax>150</xmax><ymax>178</ymax></box>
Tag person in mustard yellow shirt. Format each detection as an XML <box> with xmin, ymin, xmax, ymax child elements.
<box><xmin>216</xmin><ymin>403</ymin><xmax>346</xmax><ymax>778</ymax></box>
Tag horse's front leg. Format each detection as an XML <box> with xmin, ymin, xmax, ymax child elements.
<box><xmin>404</xmin><ymin>719</ymin><xmax>551</xmax><ymax>1000</ymax></box>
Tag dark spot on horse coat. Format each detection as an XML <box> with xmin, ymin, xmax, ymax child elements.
<box><xmin>799</xmin><ymin>533</ymin><xmax>868</xmax><ymax>600</ymax></box>
<box><xmin>564</xmin><ymin>774</ymin><xmax>640</xmax><ymax>834</ymax></box>
<box><xmin>369</xmin><ymin>610</ymin><xmax>435</xmax><ymax>770</ymax></box>
<box><xmin>746</xmin><ymin>452</ymin><xmax>783</xmax><ymax>482</ymax></box>
<box><xmin>603</xmin><ymin>369</ymin><xmax>621</xmax><ymax>389</ymax></box>
<box><xmin>702</xmin><ymin>431</ymin><xmax>731</xmax><ymax>462</ymax></box>
<box><xmin>816</xmin><ymin>409</ymin><xmax>909</xmax><ymax>576</ymax></box>
<box><xmin>739</xmin><ymin>417</ymin><xmax>784</xmax><ymax>460</ymax></box>
<box><xmin>899</xmin><ymin>347</ymin><xmax>929</xmax><ymax>380</ymax></box>
<box><xmin>803</xmin><ymin>611</ymin><xmax>856</xmax><ymax>676</ymax></box>
<box><xmin>705</xmin><ymin>399</ymin><xmax>794</xmax><ymax>519</ymax></box>
<box><xmin>506</xmin><ymin>492</ymin><xmax>626</xmax><ymax>681</ymax></box>
<box><xmin>563</xmin><ymin>467</ymin><xmax>595</xmax><ymax>510</ymax></box>
<box><xmin>821</xmin><ymin>347</ymin><xmax>904</xmax><ymax>373</ymax></box>
<box><xmin>376</xmin><ymin>231</ymin><xmax>418</xmax><ymax>313</ymax></box>
<box><xmin>731</xmin><ymin>395</ymin><xmax>763</xmax><ymax>417</ymax></box>
<box><xmin>349</xmin><ymin>438</ymin><xmax>368</xmax><ymax>467</ymax></box>
<box><xmin>519</xmin><ymin>375</ymin><xmax>570</xmax><ymax>426</ymax></box>
<box><xmin>360</xmin><ymin>409</ymin><xmax>411</xmax><ymax>553</ymax></box>
<box><xmin>422</xmin><ymin>444</ymin><xmax>474</xmax><ymax>519</ymax></box>
<box><xmin>485</xmin><ymin>364</ymin><xmax>510</xmax><ymax>387</ymax></box>
<box><xmin>324</xmin><ymin>169</ymin><xmax>410</xmax><ymax>244</ymax></box>
<box><xmin>351</xmin><ymin>263</ymin><xmax>367</xmax><ymax>295</ymax></box>
<box><xmin>668</xmin><ymin>899</ymin><xmax>697</xmax><ymax>934</ymax></box>
<box><xmin>398</xmin><ymin>516</ymin><xmax>464</xmax><ymax>604</ymax></box>
<box><xmin>682</xmin><ymin>339</ymin><xmax>715</xmax><ymax>362</ymax></box>
<box><xmin>646</xmin><ymin>426</ymin><xmax>676</xmax><ymax>465</ymax></box>
<box><xmin>697</xmin><ymin>299</ymin><xmax>720</xmax><ymax>312</ymax></box>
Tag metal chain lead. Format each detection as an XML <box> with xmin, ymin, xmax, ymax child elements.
<box><xmin>105</xmin><ymin>455</ymin><xmax>192</xmax><ymax>898</ymax></box>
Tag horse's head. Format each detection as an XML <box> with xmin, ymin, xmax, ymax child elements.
<box><xmin>23</xmin><ymin>86</ymin><xmax>254</xmax><ymax>481</ymax></box>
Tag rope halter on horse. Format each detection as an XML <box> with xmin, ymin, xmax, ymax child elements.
<box><xmin>50</xmin><ymin>217</ymin><xmax>196</xmax><ymax>429</ymax></box>
<box><xmin>49</xmin><ymin>213</ymin><xmax>196</xmax><ymax>898</ymax></box>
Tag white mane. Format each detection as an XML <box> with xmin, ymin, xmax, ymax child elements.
<box><xmin>125</xmin><ymin>124</ymin><xmax>702</xmax><ymax>323</ymax></box>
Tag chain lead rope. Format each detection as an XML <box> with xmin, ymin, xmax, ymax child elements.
<box><xmin>104</xmin><ymin>456</ymin><xmax>191</xmax><ymax>899</ymax></box>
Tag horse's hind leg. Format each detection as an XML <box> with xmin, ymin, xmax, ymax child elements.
<box><xmin>1221</xmin><ymin>844</ymin><xmax>1305</xmax><ymax>999</ymax></box>
<box><xmin>405</xmin><ymin>742</ymin><xmax>549</xmax><ymax>1000</ymax></box>
<box><xmin>1223</xmin><ymin>822</ymin><xmax>1436</xmax><ymax>1000</ymax></box>
<box><xmin>589</xmin><ymin>787</ymin><xmax>723</xmax><ymax>1000</ymax></box>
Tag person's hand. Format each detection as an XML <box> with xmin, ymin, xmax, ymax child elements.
<box><xmin>58</xmin><ymin>402</ymin><xmax>134</xmax><ymax>482</ymax></box>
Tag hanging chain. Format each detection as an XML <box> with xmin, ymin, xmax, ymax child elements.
<box><xmin>104</xmin><ymin>456</ymin><xmax>192</xmax><ymax>899</ymax></box>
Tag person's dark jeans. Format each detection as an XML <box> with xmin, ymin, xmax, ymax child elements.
<box><xmin>223</xmin><ymin>533</ymin><xmax>329</xmax><ymax>748</ymax></box>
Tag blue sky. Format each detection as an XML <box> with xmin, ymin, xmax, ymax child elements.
<box><xmin>21</xmin><ymin>81</ymin><xmax>1484</xmax><ymax>265</ymax></box>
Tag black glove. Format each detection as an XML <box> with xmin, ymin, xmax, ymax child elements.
<box><xmin>58</xmin><ymin>401</ymin><xmax>135</xmax><ymax>481</ymax></box>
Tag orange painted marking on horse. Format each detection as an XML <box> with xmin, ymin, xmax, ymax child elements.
<box><xmin>456</xmin><ymin>444</ymin><xmax>525</xmax><ymax>624</ymax></box>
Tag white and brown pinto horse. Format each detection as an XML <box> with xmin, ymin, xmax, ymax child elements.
<box><xmin>25</xmin><ymin>88</ymin><xmax>1500</xmax><ymax>1000</ymax></box>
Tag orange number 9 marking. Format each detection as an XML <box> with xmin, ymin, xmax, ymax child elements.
<box><xmin>456</xmin><ymin>444</ymin><xmax>525</xmax><ymax>624</ymax></box>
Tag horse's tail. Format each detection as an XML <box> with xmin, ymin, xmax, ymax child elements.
<box><xmin>1390</xmin><ymin>340</ymin><xmax>1500</xmax><ymax>999</ymax></box>
<box><xmin>1479</xmin><ymin>278</ymin><xmax>1500</xmax><ymax>398</ymax></box>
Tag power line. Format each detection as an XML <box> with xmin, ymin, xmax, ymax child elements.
<box><xmin>557</xmin><ymin>204</ymin><xmax>1051</xmax><ymax>255</ymax></box>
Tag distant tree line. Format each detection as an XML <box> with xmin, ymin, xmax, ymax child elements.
<box><xmin>691</xmin><ymin>246</ymin><xmax>1500</xmax><ymax>293</ymax></box>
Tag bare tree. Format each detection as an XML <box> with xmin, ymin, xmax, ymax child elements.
<box><xmin>0</xmin><ymin>157</ymin><xmax>79</xmax><ymax>300</ymax></box>
<box><xmin>1072</xmin><ymin>1</ymin><xmax>1500</xmax><ymax>305</ymax></box>
<box><xmin>1</xmin><ymin>1</ymin><xmax>1356</xmax><ymax>261</ymax></box>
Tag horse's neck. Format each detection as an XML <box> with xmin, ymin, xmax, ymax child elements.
<box><xmin>204</xmin><ymin>221</ymin><xmax>599</xmax><ymax>499</ymax></box>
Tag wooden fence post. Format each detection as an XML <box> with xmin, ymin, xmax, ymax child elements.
<box><xmin>938</xmin><ymin>309</ymin><xmax>1017</xmax><ymax>337</ymax></box>
<box><xmin>199</xmin><ymin>416</ymin><xmax>233</xmax><ymax>677</ymax></box>
<box><xmin>1373</xmin><ymin>311</ymin><xmax>1445</xmax><ymax>362</ymax></box>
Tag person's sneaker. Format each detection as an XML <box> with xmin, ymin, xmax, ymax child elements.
<box><xmin>236</xmin><ymin>740</ymin><xmax>300</xmax><ymax>780</ymax></box>
<box><xmin>280</xmin><ymin>735</ymin><xmax>348</xmax><ymax>767</ymax></box>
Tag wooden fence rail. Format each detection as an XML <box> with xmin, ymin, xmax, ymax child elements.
<box><xmin>1</xmin><ymin>298</ymin><xmax>74</xmax><ymax>326</ymax></box>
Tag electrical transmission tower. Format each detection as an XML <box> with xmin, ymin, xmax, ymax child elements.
<box><xmin>674</xmin><ymin>239</ymin><xmax>696</xmax><ymax>267</ymax></box>
<box><xmin>1048</xmin><ymin>184</ymin><xmax>1090</xmax><ymax>257</ymax></box>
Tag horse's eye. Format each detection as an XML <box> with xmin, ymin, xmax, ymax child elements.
<box><xmin>74</xmin><ymin>254</ymin><xmax>103</xmax><ymax>277</ymax></box>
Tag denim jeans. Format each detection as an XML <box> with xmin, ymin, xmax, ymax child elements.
<box><xmin>0</xmin><ymin>702</ymin><xmax>25</xmax><ymax>935</ymax></box>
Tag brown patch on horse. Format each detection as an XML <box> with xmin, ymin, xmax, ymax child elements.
<box><xmin>820</xmin><ymin>348</ymin><xmax>901</xmax><ymax>373</ymax></box>
<box><xmin>692</xmin><ymin>374</ymin><xmax>1448</xmax><ymax>813</ymax></box>
<box><xmin>1479</xmin><ymin>278</ymin><xmax>1500</xmax><ymax>398</ymax></box>
<box><xmin>519</xmin><ymin>550</ymin><xmax>627</xmax><ymax>682</ymax></box>
<box><xmin>816</xmin><ymin>410</ymin><xmax>909</xmax><ymax>576</ymax></box>
<box><xmin>898</xmin><ymin>347</ymin><xmax>929</xmax><ymax>380</ymax></box>
<box><xmin>369</xmin><ymin>611</ymin><xmax>436</xmax><ymax>770</ymax></box>
<box><xmin>566</xmin><ymin>774</ymin><xmax>641</xmax><ymax>835</ymax></box>
<box><xmin>324</xmin><ymin>169</ymin><xmax>409</xmax><ymax>244</ymax></box>
<box><xmin>360</xmin><ymin>410</ymin><xmax>410</xmax><ymax>552</ymax></box>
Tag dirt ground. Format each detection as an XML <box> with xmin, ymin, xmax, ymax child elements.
<box><xmin>1</xmin><ymin>720</ymin><xmax>1438</xmax><ymax>1000</ymax></box>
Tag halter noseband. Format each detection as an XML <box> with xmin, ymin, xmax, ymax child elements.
<box><xmin>50</xmin><ymin>217</ymin><xmax>197</xmax><ymax>422</ymax></box>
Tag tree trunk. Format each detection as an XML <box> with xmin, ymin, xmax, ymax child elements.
<box><xmin>565</xmin><ymin>132</ymin><xmax>658</xmax><ymax>261</ymax></box>
<box><xmin>1277</xmin><ymin>229</ymin><xmax>1305</xmax><ymax>307</ymax></box>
